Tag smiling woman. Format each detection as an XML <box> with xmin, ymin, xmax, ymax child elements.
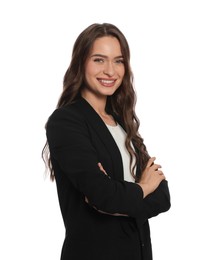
<box><xmin>83</xmin><ymin>36</ymin><xmax>125</xmax><ymax>109</ymax></box>
<box><xmin>42</xmin><ymin>23</ymin><xmax>171</xmax><ymax>260</ymax></box>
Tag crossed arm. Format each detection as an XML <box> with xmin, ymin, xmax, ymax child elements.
<box><xmin>86</xmin><ymin>158</ymin><xmax>170</xmax><ymax>220</ymax></box>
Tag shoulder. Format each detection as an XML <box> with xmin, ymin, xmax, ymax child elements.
<box><xmin>46</xmin><ymin>100</ymin><xmax>89</xmax><ymax>141</ymax></box>
<box><xmin>47</xmin><ymin>99</ymin><xmax>85</xmax><ymax>125</ymax></box>
<box><xmin>46</xmin><ymin>100</ymin><xmax>89</xmax><ymax>145</ymax></box>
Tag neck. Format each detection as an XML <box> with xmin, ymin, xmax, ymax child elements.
<box><xmin>81</xmin><ymin>91</ymin><xmax>116</xmax><ymax>126</ymax></box>
<box><xmin>81</xmin><ymin>91</ymin><xmax>107</xmax><ymax>116</ymax></box>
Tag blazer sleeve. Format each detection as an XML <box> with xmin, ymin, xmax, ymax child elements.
<box><xmin>46</xmin><ymin>107</ymin><xmax>170</xmax><ymax>219</ymax></box>
<box><xmin>136</xmin><ymin>179</ymin><xmax>171</xmax><ymax>224</ymax></box>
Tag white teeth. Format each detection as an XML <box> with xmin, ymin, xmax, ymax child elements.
<box><xmin>100</xmin><ymin>80</ymin><xmax>114</xmax><ymax>84</ymax></box>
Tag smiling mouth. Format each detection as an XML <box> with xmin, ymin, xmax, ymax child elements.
<box><xmin>98</xmin><ymin>79</ymin><xmax>116</xmax><ymax>87</ymax></box>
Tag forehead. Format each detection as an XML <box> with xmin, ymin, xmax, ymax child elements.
<box><xmin>89</xmin><ymin>36</ymin><xmax>122</xmax><ymax>56</ymax></box>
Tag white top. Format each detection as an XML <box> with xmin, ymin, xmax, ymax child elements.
<box><xmin>106</xmin><ymin>123</ymin><xmax>135</xmax><ymax>182</ymax></box>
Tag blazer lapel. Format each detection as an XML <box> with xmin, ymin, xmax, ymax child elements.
<box><xmin>74</xmin><ymin>98</ymin><xmax>124</xmax><ymax>180</ymax></box>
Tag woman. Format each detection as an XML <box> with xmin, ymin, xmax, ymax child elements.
<box><xmin>43</xmin><ymin>23</ymin><xmax>171</xmax><ymax>260</ymax></box>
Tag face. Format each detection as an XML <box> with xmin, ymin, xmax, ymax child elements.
<box><xmin>83</xmin><ymin>36</ymin><xmax>125</xmax><ymax>100</ymax></box>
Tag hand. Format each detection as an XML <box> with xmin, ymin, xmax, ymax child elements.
<box><xmin>97</xmin><ymin>162</ymin><xmax>108</xmax><ymax>175</ymax></box>
<box><xmin>138</xmin><ymin>157</ymin><xmax>165</xmax><ymax>198</ymax></box>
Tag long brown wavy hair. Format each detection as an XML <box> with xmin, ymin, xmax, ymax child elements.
<box><xmin>42</xmin><ymin>23</ymin><xmax>150</xmax><ymax>181</ymax></box>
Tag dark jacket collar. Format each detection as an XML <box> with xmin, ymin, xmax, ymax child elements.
<box><xmin>73</xmin><ymin>97</ymin><xmax>124</xmax><ymax>180</ymax></box>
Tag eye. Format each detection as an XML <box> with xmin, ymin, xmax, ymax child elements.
<box><xmin>115</xmin><ymin>59</ymin><xmax>124</xmax><ymax>64</ymax></box>
<box><xmin>93</xmin><ymin>58</ymin><xmax>104</xmax><ymax>63</ymax></box>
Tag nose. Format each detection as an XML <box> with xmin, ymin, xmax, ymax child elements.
<box><xmin>103</xmin><ymin>61</ymin><xmax>115</xmax><ymax>77</ymax></box>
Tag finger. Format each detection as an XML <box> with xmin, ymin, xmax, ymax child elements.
<box><xmin>147</xmin><ymin>157</ymin><xmax>156</xmax><ymax>167</ymax></box>
<box><xmin>157</xmin><ymin>170</ymin><xmax>164</xmax><ymax>175</ymax></box>
<box><xmin>152</xmin><ymin>163</ymin><xmax>162</xmax><ymax>171</ymax></box>
<box><xmin>98</xmin><ymin>162</ymin><xmax>105</xmax><ymax>172</ymax></box>
<box><xmin>161</xmin><ymin>174</ymin><xmax>166</xmax><ymax>180</ymax></box>
<box><xmin>98</xmin><ymin>162</ymin><xmax>102</xmax><ymax>170</ymax></box>
<box><xmin>157</xmin><ymin>171</ymin><xmax>166</xmax><ymax>180</ymax></box>
<box><xmin>98</xmin><ymin>162</ymin><xmax>107</xmax><ymax>175</ymax></box>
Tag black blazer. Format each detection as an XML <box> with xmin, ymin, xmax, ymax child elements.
<box><xmin>46</xmin><ymin>98</ymin><xmax>171</xmax><ymax>260</ymax></box>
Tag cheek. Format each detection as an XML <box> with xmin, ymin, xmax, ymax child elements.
<box><xmin>119</xmin><ymin>67</ymin><xmax>125</xmax><ymax>79</ymax></box>
<box><xmin>85</xmin><ymin>62</ymin><xmax>100</xmax><ymax>77</ymax></box>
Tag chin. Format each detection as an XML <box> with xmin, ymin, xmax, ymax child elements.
<box><xmin>103</xmin><ymin>90</ymin><xmax>117</xmax><ymax>96</ymax></box>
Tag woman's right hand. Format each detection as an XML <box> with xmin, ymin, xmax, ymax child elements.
<box><xmin>138</xmin><ymin>157</ymin><xmax>165</xmax><ymax>198</ymax></box>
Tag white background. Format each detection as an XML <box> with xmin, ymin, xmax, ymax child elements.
<box><xmin>0</xmin><ymin>0</ymin><xmax>215</xmax><ymax>259</ymax></box>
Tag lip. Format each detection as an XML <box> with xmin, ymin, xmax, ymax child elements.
<box><xmin>97</xmin><ymin>78</ymin><xmax>117</xmax><ymax>87</ymax></box>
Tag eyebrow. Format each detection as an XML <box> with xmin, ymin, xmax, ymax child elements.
<box><xmin>90</xmin><ymin>54</ymin><xmax>124</xmax><ymax>59</ymax></box>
